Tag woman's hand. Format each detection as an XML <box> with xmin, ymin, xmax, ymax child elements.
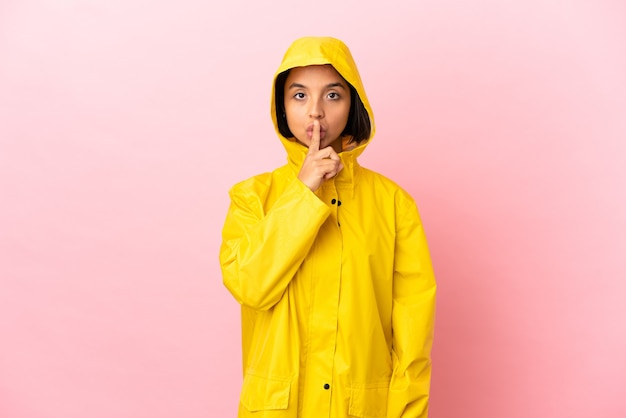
<box><xmin>297</xmin><ymin>120</ymin><xmax>343</xmax><ymax>192</ymax></box>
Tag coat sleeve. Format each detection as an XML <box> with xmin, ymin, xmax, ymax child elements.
<box><xmin>219</xmin><ymin>176</ymin><xmax>331</xmax><ymax>311</ymax></box>
<box><xmin>387</xmin><ymin>193</ymin><xmax>437</xmax><ymax>418</ymax></box>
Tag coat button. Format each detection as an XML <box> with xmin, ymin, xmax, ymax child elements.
<box><xmin>331</xmin><ymin>199</ymin><xmax>336</xmax><ymax>204</ymax></box>
<box><xmin>324</xmin><ymin>383</ymin><xmax>330</xmax><ymax>390</ymax></box>
<box><xmin>337</xmin><ymin>200</ymin><xmax>342</xmax><ymax>206</ymax></box>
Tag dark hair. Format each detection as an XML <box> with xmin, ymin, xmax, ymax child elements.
<box><xmin>275</xmin><ymin>69</ymin><xmax>372</xmax><ymax>144</ymax></box>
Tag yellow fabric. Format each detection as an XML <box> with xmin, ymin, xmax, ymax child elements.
<box><xmin>220</xmin><ymin>36</ymin><xmax>436</xmax><ymax>418</ymax></box>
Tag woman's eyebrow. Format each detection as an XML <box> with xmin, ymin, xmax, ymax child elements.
<box><xmin>287</xmin><ymin>82</ymin><xmax>306</xmax><ymax>89</ymax></box>
<box><xmin>326</xmin><ymin>82</ymin><xmax>347</xmax><ymax>90</ymax></box>
<box><xmin>287</xmin><ymin>82</ymin><xmax>347</xmax><ymax>90</ymax></box>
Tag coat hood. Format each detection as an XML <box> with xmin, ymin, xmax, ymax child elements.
<box><xmin>270</xmin><ymin>37</ymin><xmax>375</xmax><ymax>169</ymax></box>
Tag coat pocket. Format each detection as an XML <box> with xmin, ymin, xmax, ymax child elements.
<box><xmin>348</xmin><ymin>382</ymin><xmax>389</xmax><ymax>418</ymax></box>
<box><xmin>240</xmin><ymin>373</ymin><xmax>291</xmax><ymax>412</ymax></box>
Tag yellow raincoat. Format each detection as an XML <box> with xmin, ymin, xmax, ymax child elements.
<box><xmin>220</xmin><ymin>37</ymin><xmax>436</xmax><ymax>418</ymax></box>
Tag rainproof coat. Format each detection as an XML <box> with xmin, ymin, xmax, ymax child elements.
<box><xmin>220</xmin><ymin>37</ymin><xmax>436</xmax><ymax>418</ymax></box>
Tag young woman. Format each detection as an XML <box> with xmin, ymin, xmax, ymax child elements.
<box><xmin>220</xmin><ymin>36</ymin><xmax>436</xmax><ymax>418</ymax></box>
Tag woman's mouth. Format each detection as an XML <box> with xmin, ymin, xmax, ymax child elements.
<box><xmin>306</xmin><ymin>126</ymin><xmax>327</xmax><ymax>138</ymax></box>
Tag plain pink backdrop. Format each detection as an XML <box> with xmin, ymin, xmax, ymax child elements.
<box><xmin>1</xmin><ymin>1</ymin><xmax>625</xmax><ymax>417</ymax></box>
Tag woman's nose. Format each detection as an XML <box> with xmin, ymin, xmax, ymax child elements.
<box><xmin>308</xmin><ymin>99</ymin><xmax>324</xmax><ymax>119</ymax></box>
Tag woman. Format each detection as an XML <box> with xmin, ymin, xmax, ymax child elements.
<box><xmin>220</xmin><ymin>36</ymin><xmax>436</xmax><ymax>418</ymax></box>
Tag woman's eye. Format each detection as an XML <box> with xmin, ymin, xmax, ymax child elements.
<box><xmin>294</xmin><ymin>93</ymin><xmax>305</xmax><ymax>99</ymax></box>
<box><xmin>328</xmin><ymin>92</ymin><xmax>339</xmax><ymax>99</ymax></box>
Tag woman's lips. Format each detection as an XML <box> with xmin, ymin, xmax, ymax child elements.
<box><xmin>306</xmin><ymin>126</ymin><xmax>327</xmax><ymax>138</ymax></box>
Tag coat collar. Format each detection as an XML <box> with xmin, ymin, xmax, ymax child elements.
<box><xmin>281</xmin><ymin>136</ymin><xmax>367</xmax><ymax>195</ymax></box>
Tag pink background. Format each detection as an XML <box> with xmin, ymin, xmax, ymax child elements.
<box><xmin>1</xmin><ymin>1</ymin><xmax>625</xmax><ymax>417</ymax></box>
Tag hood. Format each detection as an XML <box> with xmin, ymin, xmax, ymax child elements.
<box><xmin>270</xmin><ymin>37</ymin><xmax>375</xmax><ymax>169</ymax></box>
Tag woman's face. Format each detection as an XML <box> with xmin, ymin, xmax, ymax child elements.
<box><xmin>284</xmin><ymin>65</ymin><xmax>351</xmax><ymax>151</ymax></box>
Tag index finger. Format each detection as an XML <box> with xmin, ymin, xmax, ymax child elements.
<box><xmin>308</xmin><ymin>120</ymin><xmax>321</xmax><ymax>153</ymax></box>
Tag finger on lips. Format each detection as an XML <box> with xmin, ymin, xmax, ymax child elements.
<box><xmin>309</xmin><ymin>120</ymin><xmax>321</xmax><ymax>153</ymax></box>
